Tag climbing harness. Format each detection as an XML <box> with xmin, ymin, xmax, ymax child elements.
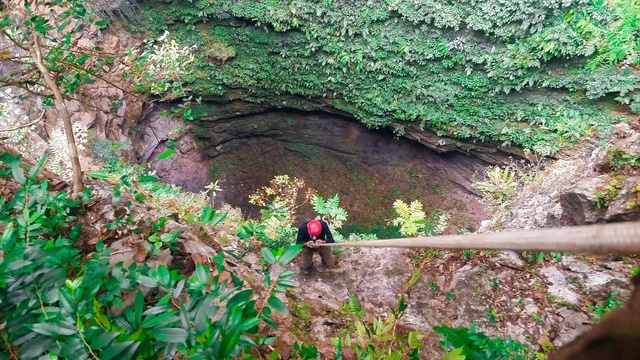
<box><xmin>316</xmin><ymin>222</ymin><xmax>640</xmax><ymax>255</ymax></box>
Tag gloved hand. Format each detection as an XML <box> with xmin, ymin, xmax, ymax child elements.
<box><xmin>306</xmin><ymin>240</ymin><xmax>316</xmax><ymax>248</ymax></box>
<box><xmin>315</xmin><ymin>240</ymin><xmax>326</xmax><ymax>245</ymax></box>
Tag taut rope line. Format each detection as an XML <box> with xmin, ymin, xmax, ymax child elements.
<box><xmin>316</xmin><ymin>222</ymin><xmax>640</xmax><ymax>255</ymax></box>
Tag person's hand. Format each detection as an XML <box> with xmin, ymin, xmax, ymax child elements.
<box><xmin>315</xmin><ymin>240</ymin><xmax>326</xmax><ymax>245</ymax></box>
<box><xmin>306</xmin><ymin>240</ymin><xmax>316</xmax><ymax>248</ymax></box>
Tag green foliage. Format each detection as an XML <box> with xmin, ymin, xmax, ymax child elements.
<box><xmin>593</xmin><ymin>176</ymin><xmax>623</xmax><ymax>210</ymax></box>
<box><xmin>138</xmin><ymin>0</ymin><xmax>635</xmax><ymax>155</ymax></box>
<box><xmin>392</xmin><ymin>199</ymin><xmax>427</xmax><ymax>236</ymax></box>
<box><xmin>331</xmin><ymin>314</ymin><xmax>424</xmax><ymax>360</ymax></box>
<box><xmin>311</xmin><ymin>194</ymin><xmax>348</xmax><ymax>229</ymax></box>
<box><xmin>474</xmin><ymin>166</ymin><xmax>518</xmax><ymax>204</ymax></box>
<box><xmin>589</xmin><ymin>290</ymin><xmax>624</xmax><ymax>323</ymax></box>
<box><xmin>291</xmin><ymin>341</ymin><xmax>320</xmax><ymax>360</ymax></box>
<box><xmin>521</xmin><ymin>251</ymin><xmax>564</xmax><ymax>264</ymax></box>
<box><xmin>446</xmin><ymin>291</ymin><xmax>456</xmax><ymax>300</ymax></box>
<box><xmin>435</xmin><ymin>324</ymin><xmax>538</xmax><ymax>360</ymax></box>
<box><xmin>486</xmin><ymin>307</ymin><xmax>500</xmax><ymax>324</ymax></box>
<box><xmin>462</xmin><ymin>250</ymin><xmax>478</xmax><ymax>259</ymax></box>
<box><xmin>91</xmin><ymin>139</ymin><xmax>132</xmax><ymax>169</ymax></box>
<box><xmin>392</xmin><ymin>199</ymin><xmax>450</xmax><ymax>237</ymax></box>
<box><xmin>608</xmin><ymin>147</ymin><xmax>640</xmax><ymax>169</ymax></box>
<box><xmin>0</xmin><ymin>152</ymin><xmax>301</xmax><ymax>359</ymax></box>
<box><xmin>345</xmin><ymin>293</ymin><xmax>365</xmax><ymax>318</ymax></box>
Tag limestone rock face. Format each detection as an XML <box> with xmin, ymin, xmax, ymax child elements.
<box><xmin>272</xmin><ymin>247</ymin><xmax>635</xmax><ymax>357</ymax></box>
<box><xmin>605</xmin><ymin>176</ymin><xmax>640</xmax><ymax>222</ymax></box>
<box><xmin>559</xmin><ymin>176</ymin><xmax>609</xmax><ymax>225</ymax></box>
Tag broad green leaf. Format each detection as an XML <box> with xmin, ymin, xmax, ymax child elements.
<box><xmin>11</xmin><ymin>161</ymin><xmax>26</xmax><ymax>184</ymax></box>
<box><xmin>28</xmin><ymin>322</ymin><xmax>77</xmax><ymax>336</ymax></box>
<box><xmin>142</xmin><ymin>312</ymin><xmax>180</xmax><ymax>330</ymax></box>
<box><xmin>89</xmin><ymin>171</ymin><xmax>110</xmax><ymax>179</ymax></box>
<box><xmin>0</xmin><ymin>14</ymin><xmax>10</xmax><ymax>27</ymax></box>
<box><xmin>150</xmin><ymin>328</ymin><xmax>188</xmax><ymax>343</ymax></box>
<box><xmin>201</xmin><ymin>206</ymin><xmax>214</xmax><ymax>223</ymax></box>
<box><xmin>7</xmin><ymin>259</ymin><xmax>31</xmax><ymax>270</ymax></box>
<box><xmin>118</xmin><ymin>341</ymin><xmax>140</xmax><ymax>360</ymax></box>
<box><xmin>19</xmin><ymin>336</ymin><xmax>54</xmax><ymax>359</ymax></box>
<box><xmin>138</xmin><ymin>175</ymin><xmax>160</xmax><ymax>183</ymax></box>
<box><xmin>194</xmin><ymin>264</ymin><xmax>209</xmax><ymax>286</ymax></box>
<box><xmin>156</xmin><ymin>265</ymin><xmax>171</xmax><ymax>287</ymax></box>
<box><xmin>173</xmin><ymin>279</ymin><xmax>185</xmax><ymax>298</ymax></box>
<box><xmin>28</xmin><ymin>154</ymin><xmax>48</xmax><ymax>180</ymax></box>
<box><xmin>136</xmin><ymin>275</ymin><xmax>157</xmax><ymax>288</ymax></box>
<box><xmin>442</xmin><ymin>347</ymin><xmax>466</xmax><ymax>360</ymax></box>
<box><xmin>278</xmin><ymin>270</ymin><xmax>298</xmax><ymax>280</ymax></box>
<box><xmin>278</xmin><ymin>244</ymin><xmax>303</xmax><ymax>266</ymax></box>
<box><xmin>268</xmin><ymin>348</ymin><xmax>280</xmax><ymax>360</ymax></box>
<box><xmin>267</xmin><ymin>295</ymin><xmax>288</xmax><ymax>315</ymax></box>
<box><xmin>58</xmin><ymin>288</ymin><xmax>76</xmax><ymax>313</ymax></box>
<box><xmin>226</xmin><ymin>289</ymin><xmax>253</xmax><ymax>310</ymax></box>
<box><xmin>90</xmin><ymin>332</ymin><xmax>120</xmax><ymax>349</ymax></box>
<box><xmin>241</xmin><ymin>317</ymin><xmax>261</xmax><ymax>331</ymax></box>
<box><xmin>276</xmin><ymin>279</ymin><xmax>296</xmax><ymax>289</ymax></box>
<box><xmin>179</xmin><ymin>303</ymin><xmax>190</xmax><ymax>330</ymax></box>
<box><xmin>156</xmin><ymin>149</ymin><xmax>175</xmax><ymax>160</ymax></box>
<box><xmin>100</xmin><ymin>341</ymin><xmax>136</xmax><ymax>360</ymax></box>
<box><xmin>134</xmin><ymin>291</ymin><xmax>144</xmax><ymax>327</ymax></box>
<box><xmin>261</xmin><ymin>247</ymin><xmax>277</xmax><ymax>264</ymax></box>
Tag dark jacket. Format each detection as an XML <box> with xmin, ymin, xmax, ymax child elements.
<box><xmin>296</xmin><ymin>220</ymin><xmax>335</xmax><ymax>244</ymax></box>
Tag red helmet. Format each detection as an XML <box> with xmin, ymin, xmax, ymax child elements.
<box><xmin>307</xmin><ymin>220</ymin><xmax>322</xmax><ymax>237</ymax></box>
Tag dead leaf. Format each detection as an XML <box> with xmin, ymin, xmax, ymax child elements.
<box><xmin>217</xmin><ymin>271</ymin><xmax>232</xmax><ymax>285</ymax></box>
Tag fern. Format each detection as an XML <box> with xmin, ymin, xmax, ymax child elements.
<box><xmin>312</xmin><ymin>194</ymin><xmax>348</xmax><ymax>229</ymax></box>
<box><xmin>392</xmin><ymin>199</ymin><xmax>426</xmax><ymax>236</ymax></box>
<box><xmin>347</xmin><ymin>292</ymin><xmax>365</xmax><ymax>317</ymax></box>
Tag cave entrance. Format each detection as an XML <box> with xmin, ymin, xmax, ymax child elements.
<box><xmin>138</xmin><ymin>109</ymin><xmax>489</xmax><ymax>235</ymax></box>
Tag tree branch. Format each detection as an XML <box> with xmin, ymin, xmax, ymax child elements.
<box><xmin>1</xmin><ymin>30</ymin><xmax>28</xmax><ymax>51</ymax></box>
<box><xmin>30</xmin><ymin>34</ymin><xmax>84</xmax><ymax>194</ymax></box>
<box><xmin>0</xmin><ymin>110</ymin><xmax>46</xmax><ymax>132</ymax></box>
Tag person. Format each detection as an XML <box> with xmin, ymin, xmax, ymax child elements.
<box><xmin>296</xmin><ymin>219</ymin><xmax>335</xmax><ymax>275</ymax></box>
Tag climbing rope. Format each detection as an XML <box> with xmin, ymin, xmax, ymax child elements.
<box><xmin>317</xmin><ymin>222</ymin><xmax>640</xmax><ymax>255</ymax></box>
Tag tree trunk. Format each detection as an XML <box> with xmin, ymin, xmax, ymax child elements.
<box><xmin>29</xmin><ymin>36</ymin><xmax>84</xmax><ymax>194</ymax></box>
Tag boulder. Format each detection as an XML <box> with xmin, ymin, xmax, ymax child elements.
<box><xmin>605</xmin><ymin>177</ymin><xmax>640</xmax><ymax>222</ymax></box>
<box><xmin>560</xmin><ymin>176</ymin><xmax>609</xmax><ymax>225</ymax></box>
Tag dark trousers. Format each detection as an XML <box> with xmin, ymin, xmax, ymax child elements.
<box><xmin>301</xmin><ymin>246</ymin><xmax>335</xmax><ymax>270</ymax></box>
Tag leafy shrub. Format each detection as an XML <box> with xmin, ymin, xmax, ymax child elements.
<box><xmin>331</xmin><ymin>297</ymin><xmax>424</xmax><ymax>360</ymax></box>
<box><xmin>392</xmin><ymin>199</ymin><xmax>449</xmax><ymax>237</ymax></box>
<box><xmin>474</xmin><ymin>166</ymin><xmax>518</xmax><ymax>204</ymax></box>
<box><xmin>593</xmin><ymin>176</ymin><xmax>622</xmax><ymax>210</ymax></box>
<box><xmin>311</xmin><ymin>194</ymin><xmax>348</xmax><ymax>229</ymax></box>
<box><xmin>0</xmin><ymin>152</ymin><xmax>300</xmax><ymax>359</ymax></box>
<box><xmin>91</xmin><ymin>138</ymin><xmax>132</xmax><ymax>168</ymax></box>
<box><xmin>435</xmin><ymin>324</ymin><xmax>540</xmax><ymax>360</ymax></box>
<box><xmin>589</xmin><ymin>290</ymin><xmax>624</xmax><ymax>323</ymax></box>
<box><xmin>608</xmin><ymin>147</ymin><xmax>640</xmax><ymax>169</ymax></box>
<box><xmin>392</xmin><ymin>199</ymin><xmax>427</xmax><ymax>236</ymax></box>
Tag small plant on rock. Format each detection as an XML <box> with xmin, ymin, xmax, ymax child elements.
<box><xmin>474</xmin><ymin>166</ymin><xmax>518</xmax><ymax>204</ymax></box>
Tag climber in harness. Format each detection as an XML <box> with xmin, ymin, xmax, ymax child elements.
<box><xmin>296</xmin><ymin>219</ymin><xmax>335</xmax><ymax>275</ymax></box>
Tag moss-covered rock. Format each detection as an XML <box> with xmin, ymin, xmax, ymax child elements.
<box><xmin>140</xmin><ymin>0</ymin><xmax>639</xmax><ymax>155</ymax></box>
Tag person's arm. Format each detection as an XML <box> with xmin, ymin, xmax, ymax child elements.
<box><xmin>296</xmin><ymin>222</ymin><xmax>307</xmax><ymax>244</ymax></box>
<box><xmin>321</xmin><ymin>220</ymin><xmax>335</xmax><ymax>243</ymax></box>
